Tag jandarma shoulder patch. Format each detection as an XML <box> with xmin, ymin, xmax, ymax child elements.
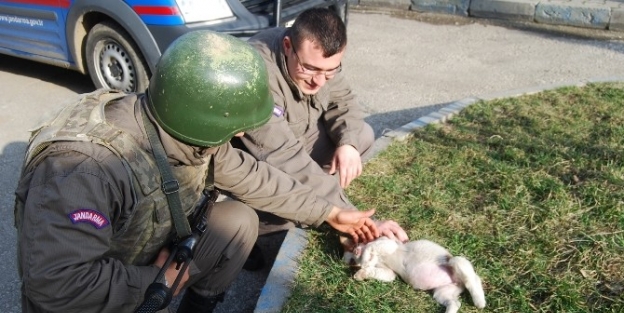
<box><xmin>273</xmin><ymin>105</ymin><xmax>284</xmax><ymax>117</ymax></box>
<box><xmin>68</xmin><ymin>208</ymin><xmax>110</xmax><ymax>229</ymax></box>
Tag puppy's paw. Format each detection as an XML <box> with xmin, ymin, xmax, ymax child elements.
<box><xmin>354</xmin><ymin>269</ymin><xmax>368</xmax><ymax>281</ymax></box>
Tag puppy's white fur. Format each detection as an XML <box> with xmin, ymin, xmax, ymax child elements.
<box><xmin>345</xmin><ymin>236</ymin><xmax>486</xmax><ymax>313</ymax></box>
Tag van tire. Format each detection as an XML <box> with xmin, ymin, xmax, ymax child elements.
<box><xmin>85</xmin><ymin>21</ymin><xmax>150</xmax><ymax>93</ymax></box>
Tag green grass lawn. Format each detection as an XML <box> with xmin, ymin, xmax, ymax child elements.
<box><xmin>283</xmin><ymin>82</ymin><xmax>624</xmax><ymax>313</ymax></box>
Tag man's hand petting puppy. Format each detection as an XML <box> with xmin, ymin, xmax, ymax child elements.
<box><xmin>375</xmin><ymin>220</ymin><xmax>409</xmax><ymax>242</ymax></box>
<box><xmin>326</xmin><ymin>207</ymin><xmax>379</xmax><ymax>244</ymax></box>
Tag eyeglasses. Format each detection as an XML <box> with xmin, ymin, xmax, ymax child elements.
<box><xmin>292</xmin><ymin>47</ymin><xmax>342</xmax><ymax>79</ymax></box>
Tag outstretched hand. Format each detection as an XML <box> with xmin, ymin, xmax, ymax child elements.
<box><xmin>326</xmin><ymin>207</ymin><xmax>379</xmax><ymax>244</ymax></box>
<box><xmin>328</xmin><ymin>145</ymin><xmax>363</xmax><ymax>188</ymax></box>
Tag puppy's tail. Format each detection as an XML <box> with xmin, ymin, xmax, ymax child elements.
<box><xmin>448</xmin><ymin>256</ymin><xmax>486</xmax><ymax>309</ymax></box>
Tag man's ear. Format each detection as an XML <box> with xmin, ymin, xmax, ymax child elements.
<box><xmin>283</xmin><ymin>36</ymin><xmax>292</xmax><ymax>54</ymax></box>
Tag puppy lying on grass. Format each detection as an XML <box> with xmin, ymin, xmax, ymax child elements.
<box><xmin>343</xmin><ymin>236</ymin><xmax>486</xmax><ymax>313</ymax></box>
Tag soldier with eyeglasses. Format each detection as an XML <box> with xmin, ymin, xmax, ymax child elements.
<box><xmin>233</xmin><ymin>8</ymin><xmax>408</xmax><ymax>270</ymax></box>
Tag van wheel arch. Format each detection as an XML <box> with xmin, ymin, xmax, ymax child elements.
<box><xmin>84</xmin><ymin>20</ymin><xmax>150</xmax><ymax>92</ymax></box>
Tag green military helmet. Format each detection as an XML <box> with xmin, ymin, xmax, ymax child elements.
<box><xmin>147</xmin><ymin>30</ymin><xmax>273</xmax><ymax>147</ymax></box>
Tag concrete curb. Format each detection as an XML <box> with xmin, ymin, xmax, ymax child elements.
<box><xmin>253</xmin><ymin>75</ymin><xmax>624</xmax><ymax>313</ymax></box>
<box><xmin>254</xmin><ymin>228</ymin><xmax>308</xmax><ymax>313</ymax></box>
<box><xmin>353</xmin><ymin>0</ymin><xmax>624</xmax><ymax>31</ymax></box>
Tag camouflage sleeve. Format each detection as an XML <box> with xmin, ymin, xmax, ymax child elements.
<box><xmin>213</xmin><ymin>143</ymin><xmax>334</xmax><ymax>227</ymax></box>
<box><xmin>15</xmin><ymin>144</ymin><xmax>159</xmax><ymax>312</ymax></box>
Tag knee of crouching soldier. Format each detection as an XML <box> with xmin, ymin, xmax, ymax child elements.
<box><xmin>212</xmin><ymin>201</ymin><xmax>258</xmax><ymax>241</ymax></box>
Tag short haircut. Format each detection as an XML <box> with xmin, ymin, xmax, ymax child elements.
<box><xmin>288</xmin><ymin>8</ymin><xmax>347</xmax><ymax>58</ymax></box>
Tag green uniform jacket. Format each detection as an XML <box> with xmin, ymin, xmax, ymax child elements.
<box><xmin>241</xmin><ymin>27</ymin><xmax>371</xmax><ymax>209</ymax></box>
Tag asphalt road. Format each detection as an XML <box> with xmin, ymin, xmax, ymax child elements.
<box><xmin>2</xmin><ymin>9</ymin><xmax>624</xmax><ymax>313</ymax></box>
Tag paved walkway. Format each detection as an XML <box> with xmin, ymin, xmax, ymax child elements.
<box><xmin>357</xmin><ymin>0</ymin><xmax>624</xmax><ymax>31</ymax></box>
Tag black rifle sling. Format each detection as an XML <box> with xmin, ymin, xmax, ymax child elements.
<box><xmin>141</xmin><ymin>105</ymin><xmax>192</xmax><ymax>239</ymax></box>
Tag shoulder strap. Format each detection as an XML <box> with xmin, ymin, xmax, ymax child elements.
<box><xmin>140</xmin><ymin>105</ymin><xmax>192</xmax><ymax>239</ymax></box>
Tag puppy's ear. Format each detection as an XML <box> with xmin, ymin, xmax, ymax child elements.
<box><xmin>353</xmin><ymin>245</ymin><xmax>363</xmax><ymax>258</ymax></box>
<box><xmin>339</xmin><ymin>236</ymin><xmax>360</xmax><ymax>266</ymax></box>
<box><xmin>339</xmin><ymin>235</ymin><xmax>356</xmax><ymax>253</ymax></box>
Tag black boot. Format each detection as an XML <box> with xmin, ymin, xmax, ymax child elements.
<box><xmin>243</xmin><ymin>243</ymin><xmax>265</xmax><ymax>271</ymax></box>
<box><xmin>176</xmin><ymin>289</ymin><xmax>224</xmax><ymax>313</ymax></box>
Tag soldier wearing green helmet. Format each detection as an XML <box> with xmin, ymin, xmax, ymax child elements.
<box><xmin>147</xmin><ymin>30</ymin><xmax>274</xmax><ymax>147</ymax></box>
<box><xmin>14</xmin><ymin>30</ymin><xmax>379</xmax><ymax>313</ymax></box>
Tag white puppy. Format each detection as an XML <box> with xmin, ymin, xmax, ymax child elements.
<box><xmin>344</xmin><ymin>236</ymin><xmax>486</xmax><ymax>313</ymax></box>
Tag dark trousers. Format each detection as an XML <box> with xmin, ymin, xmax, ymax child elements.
<box><xmin>181</xmin><ymin>201</ymin><xmax>258</xmax><ymax>298</ymax></box>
